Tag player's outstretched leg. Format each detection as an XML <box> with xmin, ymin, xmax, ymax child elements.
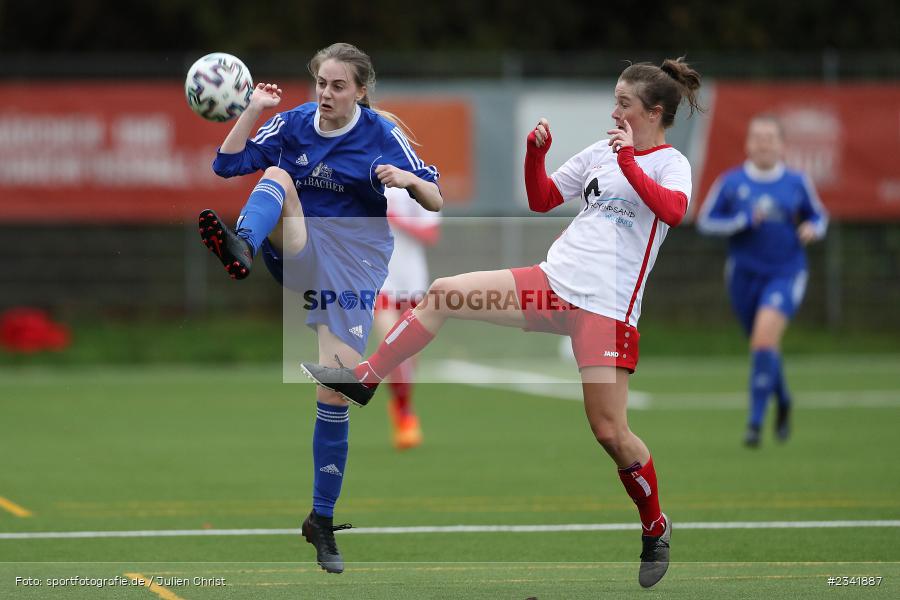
<box><xmin>200</xmin><ymin>168</ymin><xmax>296</xmax><ymax>280</ymax></box>
<box><xmin>198</xmin><ymin>208</ymin><xmax>253</xmax><ymax>280</ymax></box>
<box><xmin>304</xmin><ymin>270</ymin><xmax>528</xmax><ymax>406</ymax></box>
<box><xmin>301</xmin><ymin>510</ymin><xmax>352</xmax><ymax>573</ymax></box>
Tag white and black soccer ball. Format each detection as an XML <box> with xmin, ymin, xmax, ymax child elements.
<box><xmin>184</xmin><ymin>53</ymin><xmax>254</xmax><ymax>122</ymax></box>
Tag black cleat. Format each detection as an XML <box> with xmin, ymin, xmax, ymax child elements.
<box><xmin>300</xmin><ymin>356</ymin><xmax>376</xmax><ymax>407</ymax></box>
<box><xmin>639</xmin><ymin>514</ymin><xmax>671</xmax><ymax>588</ymax></box>
<box><xmin>301</xmin><ymin>510</ymin><xmax>352</xmax><ymax>573</ymax></box>
<box><xmin>744</xmin><ymin>424</ymin><xmax>761</xmax><ymax>448</ymax></box>
<box><xmin>198</xmin><ymin>208</ymin><xmax>253</xmax><ymax>280</ymax></box>
<box><xmin>775</xmin><ymin>404</ymin><xmax>791</xmax><ymax>442</ymax></box>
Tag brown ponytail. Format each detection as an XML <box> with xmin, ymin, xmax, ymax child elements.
<box><xmin>621</xmin><ymin>56</ymin><xmax>704</xmax><ymax>128</ymax></box>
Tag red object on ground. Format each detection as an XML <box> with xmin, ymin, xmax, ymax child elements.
<box><xmin>0</xmin><ymin>308</ymin><xmax>71</xmax><ymax>353</ymax></box>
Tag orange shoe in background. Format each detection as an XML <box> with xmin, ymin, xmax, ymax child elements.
<box><xmin>394</xmin><ymin>414</ymin><xmax>423</xmax><ymax>450</ymax></box>
<box><xmin>390</xmin><ymin>402</ymin><xmax>423</xmax><ymax>451</ymax></box>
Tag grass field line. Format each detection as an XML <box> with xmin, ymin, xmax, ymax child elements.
<box><xmin>3</xmin><ymin>520</ymin><xmax>899</xmax><ymax>540</ymax></box>
<box><xmin>0</xmin><ymin>496</ymin><xmax>32</xmax><ymax>518</ymax></box>
<box><xmin>429</xmin><ymin>360</ymin><xmax>899</xmax><ymax>409</ymax></box>
<box><xmin>430</xmin><ymin>360</ymin><xmax>651</xmax><ymax>404</ymax></box>
<box><xmin>124</xmin><ymin>572</ymin><xmax>184</xmax><ymax>600</ymax></box>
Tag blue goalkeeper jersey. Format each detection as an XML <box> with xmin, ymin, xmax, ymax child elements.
<box><xmin>696</xmin><ymin>161</ymin><xmax>828</xmax><ymax>276</ymax></box>
<box><xmin>212</xmin><ymin>102</ymin><xmax>439</xmax><ymax>259</ymax></box>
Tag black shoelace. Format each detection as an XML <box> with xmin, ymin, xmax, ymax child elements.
<box><xmin>322</xmin><ymin>522</ymin><xmax>353</xmax><ymax>553</ymax></box>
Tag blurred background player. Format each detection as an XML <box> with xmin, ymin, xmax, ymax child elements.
<box><xmin>304</xmin><ymin>58</ymin><xmax>702</xmax><ymax>589</ymax></box>
<box><xmin>697</xmin><ymin>114</ymin><xmax>828</xmax><ymax>447</ymax></box>
<box><xmin>198</xmin><ymin>42</ymin><xmax>442</xmax><ymax>573</ymax></box>
<box><xmin>376</xmin><ymin>186</ymin><xmax>441</xmax><ymax>450</ymax></box>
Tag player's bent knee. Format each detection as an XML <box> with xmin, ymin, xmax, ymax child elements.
<box><xmin>591</xmin><ymin>423</ymin><xmax>628</xmax><ymax>451</ymax></box>
<box><xmin>263</xmin><ymin>166</ymin><xmax>293</xmax><ymax>187</ymax></box>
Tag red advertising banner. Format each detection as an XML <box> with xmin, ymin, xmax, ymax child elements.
<box><xmin>0</xmin><ymin>82</ymin><xmax>473</xmax><ymax>223</ymax></box>
<box><xmin>696</xmin><ymin>83</ymin><xmax>900</xmax><ymax>221</ymax></box>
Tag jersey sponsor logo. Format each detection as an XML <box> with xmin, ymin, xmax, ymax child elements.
<box><xmin>583</xmin><ymin>177</ymin><xmax>603</xmax><ymax>203</ymax></box>
<box><xmin>297</xmin><ymin>161</ymin><xmax>345</xmax><ymax>193</ymax></box>
<box><xmin>296</xmin><ymin>153</ymin><xmax>309</xmax><ymax>166</ymax></box>
<box><xmin>583</xmin><ymin>178</ymin><xmax>638</xmax><ymax>217</ymax></box>
<box><xmin>311</xmin><ymin>162</ymin><xmax>334</xmax><ymax>179</ymax></box>
<box><xmin>581</xmin><ymin>182</ymin><xmax>638</xmax><ymax>228</ymax></box>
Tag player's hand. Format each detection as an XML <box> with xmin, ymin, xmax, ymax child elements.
<box><xmin>607</xmin><ymin>119</ymin><xmax>634</xmax><ymax>153</ymax></box>
<box><xmin>249</xmin><ymin>83</ymin><xmax>282</xmax><ymax>111</ymax></box>
<box><xmin>376</xmin><ymin>164</ymin><xmax>416</xmax><ymax>188</ymax></box>
<box><xmin>527</xmin><ymin>118</ymin><xmax>552</xmax><ymax>153</ymax></box>
<box><xmin>797</xmin><ymin>221</ymin><xmax>818</xmax><ymax>245</ymax></box>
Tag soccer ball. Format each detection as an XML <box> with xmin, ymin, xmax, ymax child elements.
<box><xmin>184</xmin><ymin>53</ymin><xmax>254</xmax><ymax>122</ymax></box>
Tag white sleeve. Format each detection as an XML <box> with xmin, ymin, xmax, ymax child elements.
<box><xmin>549</xmin><ymin>144</ymin><xmax>595</xmax><ymax>202</ymax></box>
<box><xmin>657</xmin><ymin>151</ymin><xmax>693</xmax><ymax>207</ymax></box>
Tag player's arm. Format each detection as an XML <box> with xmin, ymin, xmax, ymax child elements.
<box><xmin>220</xmin><ymin>83</ymin><xmax>282</xmax><ymax>153</ymax></box>
<box><xmin>609</xmin><ymin>120</ymin><xmax>688</xmax><ymax>227</ymax></box>
<box><xmin>378</xmin><ymin>128</ymin><xmax>443</xmax><ymax>211</ymax></box>
<box><xmin>376</xmin><ymin>166</ymin><xmax>443</xmax><ymax>211</ymax></box>
<box><xmin>796</xmin><ymin>174</ymin><xmax>828</xmax><ymax>245</ymax></box>
<box><xmin>695</xmin><ymin>176</ymin><xmax>750</xmax><ymax>236</ymax></box>
<box><xmin>524</xmin><ymin>118</ymin><xmax>565</xmax><ymax>213</ymax></box>
<box><xmin>212</xmin><ymin>84</ymin><xmax>283</xmax><ymax>178</ymax></box>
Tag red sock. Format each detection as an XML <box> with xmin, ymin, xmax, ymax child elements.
<box><xmin>389</xmin><ymin>358</ymin><xmax>415</xmax><ymax>416</ymax></box>
<box><xmin>617</xmin><ymin>456</ymin><xmax>666</xmax><ymax>537</ymax></box>
<box><xmin>354</xmin><ymin>309</ymin><xmax>434</xmax><ymax>389</ymax></box>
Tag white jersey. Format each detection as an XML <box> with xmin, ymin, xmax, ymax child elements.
<box><xmin>381</xmin><ymin>186</ymin><xmax>442</xmax><ymax>297</ymax></box>
<box><xmin>543</xmin><ymin>141</ymin><xmax>692</xmax><ymax>327</ymax></box>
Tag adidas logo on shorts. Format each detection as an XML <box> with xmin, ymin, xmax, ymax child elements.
<box><xmin>319</xmin><ymin>463</ymin><xmax>343</xmax><ymax>477</ymax></box>
<box><xmin>349</xmin><ymin>325</ymin><xmax>364</xmax><ymax>338</ymax></box>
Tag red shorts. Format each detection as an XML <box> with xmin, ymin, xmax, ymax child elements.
<box><xmin>510</xmin><ymin>264</ymin><xmax>640</xmax><ymax>372</ymax></box>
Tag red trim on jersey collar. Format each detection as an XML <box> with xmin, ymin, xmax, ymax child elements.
<box><xmin>634</xmin><ymin>144</ymin><xmax>672</xmax><ymax>156</ymax></box>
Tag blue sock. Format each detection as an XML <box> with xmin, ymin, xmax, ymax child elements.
<box><xmin>312</xmin><ymin>402</ymin><xmax>349</xmax><ymax>518</ymax></box>
<box><xmin>749</xmin><ymin>349</ymin><xmax>778</xmax><ymax>428</ymax></box>
<box><xmin>235</xmin><ymin>178</ymin><xmax>285</xmax><ymax>255</ymax></box>
<box><xmin>772</xmin><ymin>352</ymin><xmax>791</xmax><ymax>408</ymax></box>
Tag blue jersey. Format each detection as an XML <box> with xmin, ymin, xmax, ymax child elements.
<box><xmin>697</xmin><ymin>162</ymin><xmax>828</xmax><ymax>276</ymax></box>
<box><xmin>212</xmin><ymin>102</ymin><xmax>439</xmax><ymax>263</ymax></box>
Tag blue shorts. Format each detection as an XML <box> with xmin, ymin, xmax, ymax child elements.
<box><xmin>726</xmin><ymin>260</ymin><xmax>808</xmax><ymax>336</ymax></box>
<box><xmin>260</xmin><ymin>221</ymin><xmax>389</xmax><ymax>355</ymax></box>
